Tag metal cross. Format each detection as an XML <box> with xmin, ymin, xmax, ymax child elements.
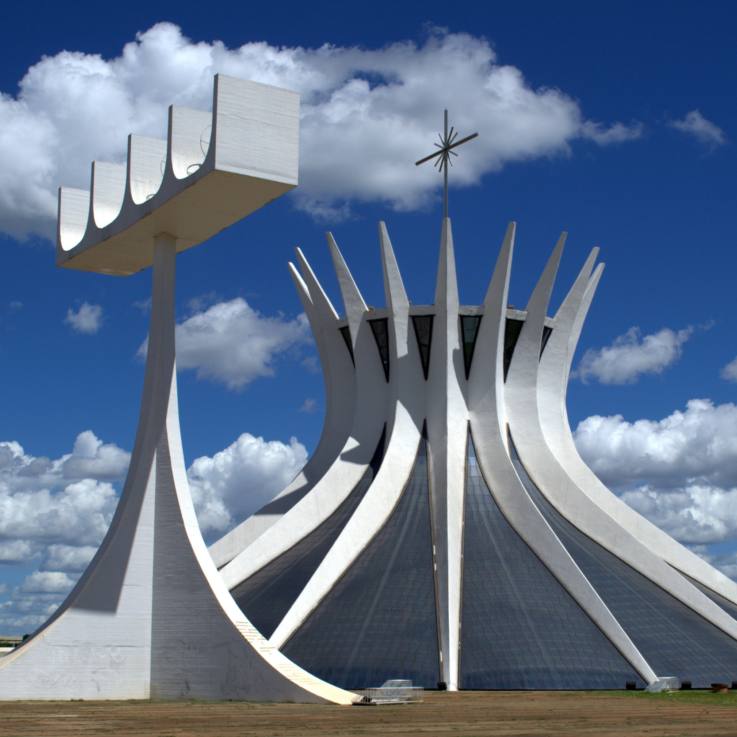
<box><xmin>415</xmin><ymin>110</ymin><xmax>478</xmax><ymax>220</ymax></box>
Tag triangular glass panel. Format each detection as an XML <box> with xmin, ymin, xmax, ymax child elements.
<box><xmin>460</xmin><ymin>315</ymin><xmax>482</xmax><ymax>379</ymax></box>
<box><xmin>411</xmin><ymin>315</ymin><xmax>434</xmax><ymax>380</ymax></box>
<box><xmin>233</xmin><ymin>426</ymin><xmax>386</xmax><ymax>638</ymax></box>
<box><xmin>503</xmin><ymin>318</ymin><xmax>523</xmax><ymax>381</ymax></box>
<box><xmin>460</xmin><ymin>430</ymin><xmax>643</xmax><ymax>689</ymax></box>
<box><xmin>283</xmin><ymin>427</ymin><xmax>439</xmax><ymax>688</ymax></box>
<box><xmin>339</xmin><ymin>326</ymin><xmax>355</xmax><ymax>366</ymax></box>
<box><xmin>540</xmin><ymin>325</ymin><xmax>553</xmax><ymax>358</ymax></box>
<box><xmin>508</xmin><ymin>429</ymin><xmax>737</xmax><ymax>688</ymax></box>
<box><xmin>368</xmin><ymin>318</ymin><xmax>390</xmax><ymax>382</ymax></box>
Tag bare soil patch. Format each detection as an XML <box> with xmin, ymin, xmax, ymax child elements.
<box><xmin>1</xmin><ymin>690</ymin><xmax>737</xmax><ymax>737</ymax></box>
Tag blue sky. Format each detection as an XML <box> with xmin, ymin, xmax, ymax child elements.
<box><xmin>1</xmin><ymin>0</ymin><xmax>737</xmax><ymax>633</ymax></box>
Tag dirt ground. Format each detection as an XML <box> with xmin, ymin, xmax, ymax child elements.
<box><xmin>1</xmin><ymin>690</ymin><xmax>737</xmax><ymax>737</ymax></box>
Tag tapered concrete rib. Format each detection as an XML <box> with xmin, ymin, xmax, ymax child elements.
<box><xmin>208</xmin><ymin>251</ymin><xmax>353</xmax><ymax>569</ymax></box>
<box><xmin>506</xmin><ymin>245</ymin><xmax>737</xmax><ymax>642</ymax></box>
<box><xmin>0</xmin><ymin>238</ymin><xmax>358</xmax><ymax>703</ymax></box>
<box><xmin>426</xmin><ymin>218</ymin><xmax>467</xmax><ymax>689</ymax></box>
<box><xmin>327</xmin><ymin>232</ymin><xmax>368</xmax><ymax>345</ymax></box>
<box><xmin>379</xmin><ymin>222</ymin><xmax>409</xmax><ymax>311</ymax></box>
<box><xmin>160</xmin><ymin>369</ymin><xmax>356</xmax><ymax>704</ymax></box>
<box><xmin>539</xmin><ymin>261</ymin><xmax>737</xmax><ymax>606</ymax></box>
<box><xmin>271</xmin><ymin>225</ymin><xmax>425</xmax><ymax>649</ymax></box>
<box><xmin>221</xmin><ymin>240</ymin><xmax>388</xmax><ymax>591</ymax></box>
<box><xmin>295</xmin><ymin>247</ymin><xmax>339</xmax><ymax>320</ymax></box>
<box><xmin>468</xmin><ymin>224</ymin><xmax>657</xmax><ymax>684</ymax></box>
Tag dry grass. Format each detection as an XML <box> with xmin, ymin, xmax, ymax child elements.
<box><xmin>1</xmin><ymin>690</ymin><xmax>737</xmax><ymax>737</ymax></box>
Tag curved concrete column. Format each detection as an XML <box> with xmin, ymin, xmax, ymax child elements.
<box><xmin>468</xmin><ymin>225</ymin><xmax>657</xmax><ymax>685</ymax></box>
<box><xmin>0</xmin><ymin>237</ymin><xmax>357</xmax><ymax>703</ymax></box>
<box><xmin>220</xmin><ymin>233</ymin><xmax>388</xmax><ymax>591</ymax></box>
<box><xmin>425</xmin><ymin>218</ymin><xmax>468</xmax><ymax>689</ymax></box>
<box><xmin>209</xmin><ymin>249</ymin><xmax>354</xmax><ymax>568</ymax></box>
<box><xmin>538</xmin><ymin>259</ymin><xmax>737</xmax><ymax>606</ymax></box>
<box><xmin>505</xmin><ymin>242</ymin><xmax>737</xmax><ymax>642</ymax></box>
<box><xmin>270</xmin><ymin>223</ymin><xmax>426</xmax><ymax>649</ymax></box>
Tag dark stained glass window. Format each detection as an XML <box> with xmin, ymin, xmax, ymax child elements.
<box><xmin>460</xmin><ymin>433</ymin><xmax>641</xmax><ymax>689</ymax></box>
<box><xmin>503</xmin><ymin>318</ymin><xmax>554</xmax><ymax>376</ymax></box>
<box><xmin>503</xmin><ymin>317</ymin><xmax>523</xmax><ymax>380</ymax></box>
<box><xmin>369</xmin><ymin>318</ymin><xmax>390</xmax><ymax>381</ymax></box>
<box><xmin>509</xmin><ymin>432</ymin><xmax>737</xmax><ymax>688</ymax></box>
<box><xmin>411</xmin><ymin>315</ymin><xmax>434</xmax><ymax>380</ymax></box>
<box><xmin>233</xmin><ymin>428</ymin><xmax>386</xmax><ymax>638</ymax></box>
<box><xmin>541</xmin><ymin>325</ymin><xmax>553</xmax><ymax>357</ymax></box>
<box><xmin>460</xmin><ymin>315</ymin><xmax>482</xmax><ymax>379</ymax></box>
<box><xmin>283</xmin><ymin>436</ymin><xmax>440</xmax><ymax>689</ymax></box>
<box><xmin>339</xmin><ymin>326</ymin><xmax>355</xmax><ymax>366</ymax></box>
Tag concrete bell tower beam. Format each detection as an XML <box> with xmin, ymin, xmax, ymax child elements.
<box><xmin>0</xmin><ymin>75</ymin><xmax>358</xmax><ymax>703</ymax></box>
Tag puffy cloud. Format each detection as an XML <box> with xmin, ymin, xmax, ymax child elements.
<box><xmin>0</xmin><ymin>434</ymin><xmax>125</xmax><ymax>552</ymax></box>
<box><xmin>144</xmin><ymin>297</ymin><xmax>311</xmax><ymax>390</ymax></box>
<box><xmin>721</xmin><ymin>356</ymin><xmax>737</xmax><ymax>382</ymax></box>
<box><xmin>188</xmin><ymin>433</ymin><xmax>307</xmax><ymax>536</ymax></box>
<box><xmin>19</xmin><ymin>571</ymin><xmax>75</xmax><ymax>595</ymax></box>
<box><xmin>0</xmin><ymin>22</ymin><xmax>641</xmax><ymax>239</ymax></box>
<box><xmin>0</xmin><ymin>425</ymin><xmax>308</xmax><ymax>629</ymax></box>
<box><xmin>64</xmin><ymin>302</ymin><xmax>103</xmax><ymax>334</ymax></box>
<box><xmin>61</xmin><ymin>430</ymin><xmax>130</xmax><ymax>481</ymax></box>
<box><xmin>0</xmin><ymin>477</ymin><xmax>118</xmax><ymax>548</ymax></box>
<box><xmin>574</xmin><ymin>399</ymin><xmax>737</xmax><ymax>548</ymax></box>
<box><xmin>0</xmin><ymin>540</ymin><xmax>40</xmax><ymax>564</ymax></box>
<box><xmin>620</xmin><ymin>485</ymin><xmax>737</xmax><ymax>546</ymax></box>
<box><xmin>708</xmin><ymin>550</ymin><xmax>737</xmax><ymax>580</ymax></box>
<box><xmin>669</xmin><ymin>110</ymin><xmax>726</xmax><ymax>148</ymax></box>
<box><xmin>0</xmin><ymin>432</ymin><xmax>124</xmax><ymax>630</ymax></box>
<box><xmin>574</xmin><ymin>325</ymin><xmax>692</xmax><ymax>385</ymax></box>
<box><xmin>0</xmin><ymin>593</ymin><xmax>62</xmax><ymax>632</ymax></box>
<box><xmin>0</xmin><ymin>430</ymin><xmax>130</xmax><ymax>494</ymax></box>
<box><xmin>41</xmin><ymin>544</ymin><xmax>97</xmax><ymax>573</ymax></box>
<box><xmin>574</xmin><ymin>399</ymin><xmax>737</xmax><ymax>489</ymax></box>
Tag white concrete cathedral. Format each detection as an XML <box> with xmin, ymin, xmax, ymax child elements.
<box><xmin>3</xmin><ymin>66</ymin><xmax>737</xmax><ymax>699</ymax></box>
<box><xmin>212</xmin><ymin>219</ymin><xmax>737</xmax><ymax>692</ymax></box>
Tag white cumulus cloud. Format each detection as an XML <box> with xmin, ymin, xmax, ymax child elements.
<box><xmin>0</xmin><ymin>22</ymin><xmax>642</xmax><ymax>239</ymax></box>
<box><xmin>41</xmin><ymin>544</ymin><xmax>97</xmax><ymax>573</ymax></box>
<box><xmin>64</xmin><ymin>302</ymin><xmax>103</xmax><ymax>334</ymax></box>
<box><xmin>574</xmin><ymin>325</ymin><xmax>692</xmax><ymax>385</ymax></box>
<box><xmin>574</xmin><ymin>399</ymin><xmax>737</xmax><ymax>548</ymax></box>
<box><xmin>0</xmin><ymin>425</ymin><xmax>307</xmax><ymax>629</ymax></box>
<box><xmin>19</xmin><ymin>571</ymin><xmax>75</xmax><ymax>595</ymax></box>
<box><xmin>0</xmin><ymin>540</ymin><xmax>39</xmax><ymax>564</ymax></box>
<box><xmin>138</xmin><ymin>297</ymin><xmax>311</xmax><ymax>390</ymax></box>
<box><xmin>670</xmin><ymin>110</ymin><xmax>726</xmax><ymax>148</ymax></box>
<box><xmin>61</xmin><ymin>430</ymin><xmax>130</xmax><ymax>480</ymax></box>
<box><xmin>188</xmin><ymin>433</ymin><xmax>307</xmax><ymax>536</ymax></box>
<box><xmin>0</xmin><ymin>432</ymin><xmax>126</xmax><ymax>630</ymax></box>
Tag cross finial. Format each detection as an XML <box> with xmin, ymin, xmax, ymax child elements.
<box><xmin>415</xmin><ymin>110</ymin><xmax>478</xmax><ymax>220</ymax></box>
